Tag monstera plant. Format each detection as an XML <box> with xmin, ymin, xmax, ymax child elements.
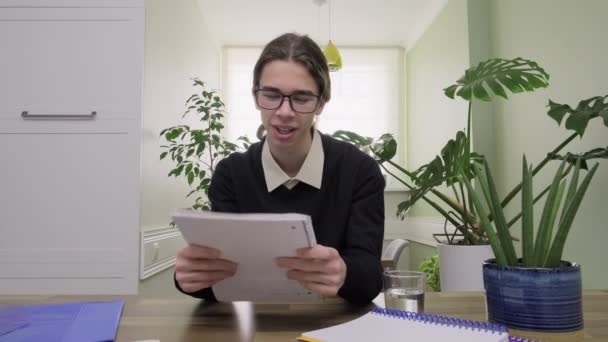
<box><xmin>334</xmin><ymin>57</ymin><xmax>608</xmax><ymax>245</ymax></box>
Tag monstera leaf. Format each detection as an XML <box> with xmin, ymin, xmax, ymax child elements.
<box><xmin>551</xmin><ymin>146</ymin><xmax>608</xmax><ymax>170</ymax></box>
<box><xmin>332</xmin><ymin>130</ymin><xmax>398</xmax><ymax>163</ymax></box>
<box><xmin>547</xmin><ymin>95</ymin><xmax>608</xmax><ymax>137</ymax></box>
<box><xmin>370</xmin><ymin>133</ymin><xmax>398</xmax><ymax>162</ymax></box>
<box><xmin>398</xmin><ymin>131</ymin><xmax>484</xmax><ymax>217</ymax></box>
<box><xmin>444</xmin><ymin>57</ymin><xmax>550</xmax><ymax>101</ymax></box>
<box><xmin>332</xmin><ymin>130</ymin><xmax>373</xmax><ymax>148</ymax></box>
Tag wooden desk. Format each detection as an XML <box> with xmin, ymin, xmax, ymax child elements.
<box><xmin>1</xmin><ymin>290</ymin><xmax>607</xmax><ymax>341</ymax></box>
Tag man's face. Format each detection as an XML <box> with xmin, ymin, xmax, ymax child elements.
<box><xmin>255</xmin><ymin>60</ymin><xmax>324</xmax><ymax>151</ymax></box>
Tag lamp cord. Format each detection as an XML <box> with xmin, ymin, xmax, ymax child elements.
<box><xmin>318</xmin><ymin>3</ymin><xmax>322</xmax><ymax>42</ymax></box>
<box><xmin>328</xmin><ymin>0</ymin><xmax>332</xmax><ymax>41</ymax></box>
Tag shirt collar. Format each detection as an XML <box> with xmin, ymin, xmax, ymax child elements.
<box><xmin>262</xmin><ymin>129</ymin><xmax>324</xmax><ymax>192</ymax></box>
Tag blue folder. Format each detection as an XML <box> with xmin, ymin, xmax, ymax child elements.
<box><xmin>0</xmin><ymin>300</ymin><xmax>124</xmax><ymax>342</ymax></box>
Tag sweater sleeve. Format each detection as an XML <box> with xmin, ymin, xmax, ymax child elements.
<box><xmin>173</xmin><ymin>157</ymin><xmax>237</xmax><ymax>301</ymax></box>
<box><xmin>337</xmin><ymin>156</ymin><xmax>385</xmax><ymax>306</ymax></box>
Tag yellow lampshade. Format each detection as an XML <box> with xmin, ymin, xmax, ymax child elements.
<box><xmin>323</xmin><ymin>40</ymin><xmax>342</xmax><ymax>72</ymax></box>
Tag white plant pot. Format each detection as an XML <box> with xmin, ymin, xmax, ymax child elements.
<box><xmin>438</xmin><ymin>243</ymin><xmax>494</xmax><ymax>292</ymax></box>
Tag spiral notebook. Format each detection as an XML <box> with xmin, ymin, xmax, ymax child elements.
<box><xmin>298</xmin><ymin>308</ymin><xmax>531</xmax><ymax>342</ymax></box>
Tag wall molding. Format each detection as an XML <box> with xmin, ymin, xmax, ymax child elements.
<box><xmin>139</xmin><ymin>227</ymin><xmax>183</xmax><ymax>280</ymax></box>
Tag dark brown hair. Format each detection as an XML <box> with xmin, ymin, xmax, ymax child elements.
<box><xmin>253</xmin><ymin>33</ymin><xmax>331</xmax><ymax>103</ymax></box>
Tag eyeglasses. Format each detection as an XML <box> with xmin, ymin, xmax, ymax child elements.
<box><xmin>253</xmin><ymin>89</ymin><xmax>321</xmax><ymax>114</ymax></box>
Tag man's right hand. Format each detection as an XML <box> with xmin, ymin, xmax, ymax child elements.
<box><xmin>175</xmin><ymin>244</ymin><xmax>238</xmax><ymax>293</ymax></box>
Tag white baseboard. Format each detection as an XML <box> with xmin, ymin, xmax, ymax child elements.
<box><xmin>140</xmin><ymin>227</ymin><xmax>185</xmax><ymax>280</ymax></box>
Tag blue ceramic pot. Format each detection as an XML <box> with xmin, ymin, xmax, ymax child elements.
<box><xmin>482</xmin><ymin>259</ymin><xmax>583</xmax><ymax>332</ymax></box>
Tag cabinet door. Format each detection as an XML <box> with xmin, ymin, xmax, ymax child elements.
<box><xmin>0</xmin><ymin>7</ymin><xmax>144</xmax><ymax>130</ymax></box>
<box><xmin>0</xmin><ymin>132</ymin><xmax>141</xmax><ymax>294</ymax></box>
<box><xmin>0</xmin><ymin>6</ymin><xmax>143</xmax><ymax>294</ymax></box>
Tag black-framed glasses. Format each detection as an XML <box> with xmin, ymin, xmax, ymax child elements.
<box><xmin>253</xmin><ymin>89</ymin><xmax>321</xmax><ymax>114</ymax></box>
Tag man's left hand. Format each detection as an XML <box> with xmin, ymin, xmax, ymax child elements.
<box><xmin>276</xmin><ymin>245</ymin><xmax>347</xmax><ymax>296</ymax></box>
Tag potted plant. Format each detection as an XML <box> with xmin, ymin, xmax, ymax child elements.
<box><xmin>461</xmin><ymin>154</ymin><xmax>599</xmax><ymax>333</ymax></box>
<box><xmin>334</xmin><ymin>58</ymin><xmax>607</xmax><ymax>291</ymax></box>
<box><xmin>160</xmin><ymin>78</ymin><xmax>250</xmax><ymax>211</ymax></box>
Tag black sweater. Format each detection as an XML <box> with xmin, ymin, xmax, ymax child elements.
<box><xmin>177</xmin><ymin>132</ymin><xmax>385</xmax><ymax>306</ymax></box>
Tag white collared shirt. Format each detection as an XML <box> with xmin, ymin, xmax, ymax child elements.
<box><xmin>262</xmin><ymin>129</ymin><xmax>324</xmax><ymax>191</ymax></box>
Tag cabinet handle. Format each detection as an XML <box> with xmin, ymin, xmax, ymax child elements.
<box><xmin>21</xmin><ymin>111</ymin><xmax>97</xmax><ymax>119</ymax></box>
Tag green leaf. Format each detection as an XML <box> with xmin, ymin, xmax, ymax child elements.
<box><xmin>480</xmin><ymin>161</ymin><xmax>518</xmax><ymax>265</ymax></box>
<box><xmin>444</xmin><ymin>85</ymin><xmax>458</xmax><ymax>99</ymax></box>
<box><xmin>486</xmin><ymin>78</ymin><xmax>508</xmax><ymax>99</ymax></box>
<box><xmin>371</xmin><ymin>134</ymin><xmax>397</xmax><ymax>161</ymax></box>
<box><xmin>545</xmin><ymin>163</ymin><xmax>599</xmax><ymax>267</ymax></box>
<box><xmin>546</xmin><ymin>95</ymin><xmax>608</xmax><ymax>136</ymax></box>
<box><xmin>196</xmin><ymin>142</ymin><xmax>206</xmax><ymax>155</ymax></box>
<box><xmin>521</xmin><ymin>156</ymin><xmax>534</xmax><ymax>267</ymax></box>
<box><xmin>405</xmin><ymin>130</ymin><xmax>483</xmax><ymax>214</ymax></box>
<box><xmin>192</xmin><ymin>78</ymin><xmax>204</xmax><ymax>87</ymax></box>
<box><xmin>459</xmin><ymin>165</ymin><xmax>509</xmax><ymax>266</ymax></box>
<box><xmin>559</xmin><ymin>158</ymin><xmax>581</xmax><ymax>225</ymax></box>
<box><xmin>332</xmin><ymin>130</ymin><xmax>373</xmax><ymax>148</ymax></box>
<box><xmin>160</xmin><ymin>151</ymin><xmax>168</xmax><ymax>160</ymax></box>
<box><xmin>397</xmin><ymin>200</ymin><xmax>413</xmax><ymax>220</ymax></box>
<box><xmin>601</xmin><ymin>109</ymin><xmax>608</xmax><ymax>126</ymax></box>
<box><xmin>444</xmin><ymin>57</ymin><xmax>549</xmax><ymax>102</ymax></box>
<box><xmin>185</xmin><ymin>163</ymin><xmax>193</xmax><ymax>175</ymax></box>
<box><xmin>187</xmin><ymin>172</ymin><xmax>194</xmax><ymax>185</ymax></box>
<box><xmin>533</xmin><ymin>160</ymin><xmax>566</xmax><ymax>266</ymax></box>
<box><xmin>472</xmin><ymin>82</ymin><xmax>490</xmax><ymax>101</ymax></box>
<box><xmin>547</xmin><ymin>100</ymin><xmax>570</xmax><ymax>125</ymax></box>
<box><xmin>565</xmin><ymin>110</ymin><xmax>593</xmax><ymax>137</ymax></box>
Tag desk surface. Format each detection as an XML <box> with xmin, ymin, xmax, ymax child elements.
<box><xmin>1</xmin><ymin>290</ymin><xmax>607</xmax><ymax>342</ymax></box>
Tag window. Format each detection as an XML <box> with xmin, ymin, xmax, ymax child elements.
<box><xmin>221</xmin><ymin>46</ymin><xmax>406</xmax><ymax>187</ymax></box>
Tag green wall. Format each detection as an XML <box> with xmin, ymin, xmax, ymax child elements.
<box><xmin>489</xmin><ymin>0</ymin><xmax>608</xmax><ymax>288</ymax></box>
<box><xmin>405</xmin><ymin>0</ymin><xmax>608</xmax><ymax>289</ymax></box>
<box><xmin>406</xmin><ymin>0</ymin><xmax>470</xmax><ymax>218</ymax></box>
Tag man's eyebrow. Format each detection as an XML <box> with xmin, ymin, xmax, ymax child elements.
<box><xmin>258</xmin><ymin>86</ymin><xmax>317</xmax><ymax>96</ymax></box>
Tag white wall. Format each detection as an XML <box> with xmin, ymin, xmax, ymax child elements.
<box><xmin>141</xmin><ymin>0</ymin><xmax>221</xmax><ymax>230</ymax></box>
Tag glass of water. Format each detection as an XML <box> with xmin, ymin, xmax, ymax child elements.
<box><xmin>383</xmin><ymin>270</ymin><xmax>425</xmax><ymax>312</ymax></box>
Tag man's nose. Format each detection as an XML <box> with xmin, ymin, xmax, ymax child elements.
<box><xmin>275</xmin><ymin>96</ymin><xmax>295</xmax><ymax>117</ymax></box>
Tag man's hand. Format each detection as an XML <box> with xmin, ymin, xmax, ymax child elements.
<box><xmin>276</xmin><ymin>245</ymin><xmax>347</xmax><ymax>296</ymax></box>
<box><xmin>175</xmin><ymin>244</ymin><xmax>238</xmax><ymax>293</ymax></box>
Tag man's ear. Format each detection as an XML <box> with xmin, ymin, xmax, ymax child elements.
<box><xmin>315</xmin><ymin>101</ymin><xmax>326</xmax><ymax>115</ymax></box>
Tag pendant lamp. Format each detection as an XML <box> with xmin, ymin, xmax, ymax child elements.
<box><xmin>314</xmin><ymin>0</ymin><xmax>342</xmax><ymax>71</ymax></box>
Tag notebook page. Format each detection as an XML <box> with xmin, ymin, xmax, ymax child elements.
<box><xmin>301</xmin><ymin>310</ymin><xmax>508</xmax><ymax>342</ymax></box>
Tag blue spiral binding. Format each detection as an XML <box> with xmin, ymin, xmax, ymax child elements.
<box><xmin>371</xmin><ymin>308</ymin><xmax>508</xmax><ymax>334</ymax></box>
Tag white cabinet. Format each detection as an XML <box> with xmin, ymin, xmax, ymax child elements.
<box><xmin>0</xmin><ymin>1</ymin><xmax>143</xmax><ymax>294</ymax></box>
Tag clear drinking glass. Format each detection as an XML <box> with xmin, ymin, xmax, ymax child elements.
<box><xmin>383</xmin><ymin>270</ymin><xmax>425</xmax><ymax>312</ymax></box>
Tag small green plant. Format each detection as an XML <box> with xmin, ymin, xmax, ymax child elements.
<box><xmin>160</xmin><ymin>78</ymin><xmax>250</xmax><ymax>211</ymax></box>
<box><xmin>462</xmin><ymin>157</ymin><xmax>599</xmax><ymax>267</ymax></box>
<box><xmin>419</xmin><ymin>254</ymin><xmax>441</xmax><ymax>292</ymax></box>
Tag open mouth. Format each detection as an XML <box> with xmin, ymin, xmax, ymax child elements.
<box><xmin>275</xmin><ymin>126</ymin><xmax>296</xmax><ymax>134</ymax></box>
